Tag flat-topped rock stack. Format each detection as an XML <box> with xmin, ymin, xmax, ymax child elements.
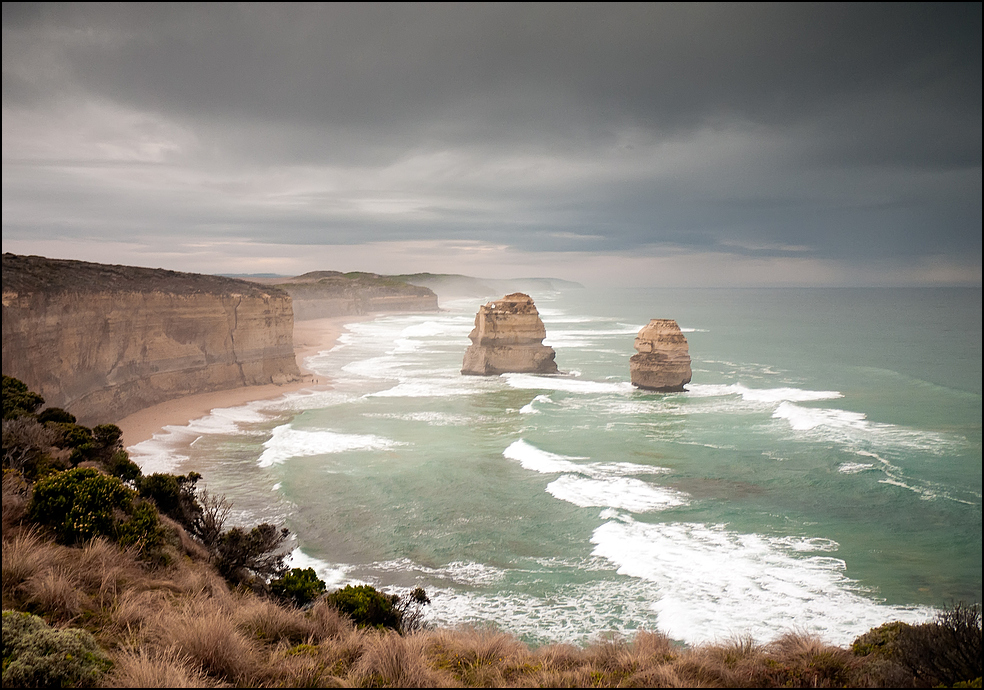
<box><xmin>630</xmin><ymin>319</ymin><xmax>692</xmax><ymax>391</ymax></box>
<box><xmin>461</xmin><ymin>293</ymin><xmax>558</xmax><ymax>376</ymax></box>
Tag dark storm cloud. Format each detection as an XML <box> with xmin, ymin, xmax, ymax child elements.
<box><xmin>2</xmin><ymin>3</ymin><xmax>981</xmax><ymax>283</ymax></box>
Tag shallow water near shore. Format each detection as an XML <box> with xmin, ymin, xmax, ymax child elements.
<box><xmin>130</xmin><ymin>287</ymin><xmax>982</xmax><ymax>645</ymax></box>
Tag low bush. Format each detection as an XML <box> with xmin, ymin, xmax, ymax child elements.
<box><xmin>116</xmin><ymin>500</ymin><xmax>168</xmax><ymax>561</ymax></box>
<box><xmin>2</xmin><ymin>417</ymin><xmax>64</xmax><ymax>481</ymax></box>
<box><xmin>215</xmin><ymin>523</ymin><xmax>291</xmax><ymax>585</ymax></box>
<box><xmin>327</xmin><ymin>584</ymin><xmax>402</xmax><ymax>631</ymax></box>
<box><xmin>1</xmin><ymin>609</ymin><xmax>112</xmax><ymax>687</ymax></box>
<box><xmin>894</xmin><ymin>602</ymin><xmax>982</xmax><ymax>687</ymax></box>
<box><xmin>138</xmin><ymin>471</ymin><xmax>202</xmax><ymax>530</ymax></box>
<box><xmin>28</xmin><ymin>467</ymin><xmax>132</xmax><ymax>544</ymax></box>
<box><xmin>103</xmin><ymin>449</ymin><xmax>142</xmax><ymax>484</ymax></box>
<box><xmin>271</xmin><ymin>567</ymin><xmax>327</xmax><ymax>608</ymax></box>
<box><xmin>36</xmin><ymin>407</ymin><xmax>76</xmax><ymax>425</ymax></box>
<box><xmin>2</xmin><ymin>375</ymin><xmax>44</xmax><ymax>420</ymax></box>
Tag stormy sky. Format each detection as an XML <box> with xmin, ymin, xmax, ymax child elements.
<box><xmin>2</xmin><ymin>3</ymin><xmax>981</xmax><ymax>286</ymax></box>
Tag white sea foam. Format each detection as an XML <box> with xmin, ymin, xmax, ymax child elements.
<box><xmin>852</xmin><ymin>451</ymin><xmax>981</xmax><ymax>505</ymax></box>
<box><xmin>520</xmin><ymin>394</ymin><xmax>553</xmax><ymax>414</ymax></box>
<box><xmin>503</xmin><ymin>440</ymin><xmax>671</xmax><ymax>479</ymax></box>
<box><xmin>688</xmin><ymin>383</ymin><xmax>842</xmax><ymax>403</ymax></box>
<box><xmin>773</xmin><ymin>402</ymin><xmax>951</xmax><ymax>455</ymax></box>
<box><xmin>286</xmin><ymin>548</ymin><xmax>356</xmax><ymax>590</ymax></box>
<box><xmin>367</xmin><ymin>377</ymin><xmax>489</xmax><ymax>398</ymax></box>
<box><xmin>504</xmin><ymin>373</ymin><xmax>635</xmax><ymax>395</ymax></box>
<box><xmin>256</xmin><ymin>424</ymin><xmax>402</xmax><ymax>467</ymax></box>
<box><xmin>127</xmin><ymin>434</ymin><xmax>191</xmax><ymax>474</ymax></box>
<box><xmin>371</xmin><ymin>558</ymin><xmax>509</xmax><ymax>587</ymax></box>
<box><xmin>838</xmin><ymin>462</ymin><xmax>876</xmax><ymax>474</ymax></box>
<box><xmin>546</xmin><ymin>476</ymin><xmax>689</xmax><ymax>512</ymax></box>
<box><xmin>127</xmin><ymin>401</ymin><xmax>281</xmax><ymax>472</ymax></box>
<box><xmin>363</xmin><ymin>411</ymin><xmax>474</xmax><ymax>426</ymax></box>
<box><xmin>503</xmin><ymin>439</ymin><xmax>589</xmax><ymax>473</ymax></box>
<box><xmin>590</xmin><ymin>516</ymin><xmax>934</xmax><ymax>644</ymax></box>
<box><xmin>400</xmin><ymin>321</ymin><xmax>461</xmax><ymax>338</ymax></box>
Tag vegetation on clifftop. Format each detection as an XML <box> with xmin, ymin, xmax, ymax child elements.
<box><xmin>2</xmin><ymin>375</ymin><xmax>981</xmax><ymax>688</ymax></box>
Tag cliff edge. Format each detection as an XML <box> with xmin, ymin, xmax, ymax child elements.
<box><xmin>1</xmin><ymin>254</ymin><xmax>300</xmax><ymax>425</ymax></box>
<box><xmin>461</xmin><ymin>293</ymin><xmax>559</xmax><ymax>375</ymax></box>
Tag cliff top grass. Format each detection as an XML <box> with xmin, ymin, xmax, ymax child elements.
<box><xmin>2</xmin><ymin>253</ymin><xmax>288</xmax><ymax>299</ymax></box>
<box><xmin>271</xmin><ymin>270</ymin><xmax>436</xmax><ymax>299</ymax></box>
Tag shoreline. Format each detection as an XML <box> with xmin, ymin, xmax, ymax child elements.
<box><xmin>116</xmin><ymin>314</ymin><xmax>378</xmax><ymax>448</ymax></box>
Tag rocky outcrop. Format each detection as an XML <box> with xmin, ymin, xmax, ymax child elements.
<box><xmin>461</xmin><ymin>293</ymin><xmax>558</xmax><ymax>375</ymax></box>
<box><xmin>2</xmin><ymin>254</ymin><xmax>300</xmax><ymax>425</ymax></box>
<box><xmin>257</xmin><ymin>271</ymin><xmax>439</xmax><ymax>320</ymax></box>
<box><xmin>629</xmin><ymin>319</ymin><xmax>692</xmax><ymax>391</ymax></box>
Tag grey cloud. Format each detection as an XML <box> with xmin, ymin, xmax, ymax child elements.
<box><xmin>2</xmin><ymin>3</ymin><xmax>980</xmax><ymax>283</ymax></box>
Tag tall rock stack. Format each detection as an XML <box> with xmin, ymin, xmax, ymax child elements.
<box><xmin>630</xmin><ymin>319</ymin><xmax>692</xmax><ymax>391</ymax></box>
<box><xmin>461</xmin><ymin>293</ymin><xmax>559</xmax><ymax>375</ymax></box>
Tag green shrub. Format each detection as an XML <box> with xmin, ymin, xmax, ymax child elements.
<box><xmin>117</xmin><ymin>500</ymin><xmax>167</xmax><ymax>560</ymax></box>
<box><xmin>1</xmin><ymin>610</ymin><xmax>112</xmax><ymax>687</ymax></box>
<box><xmin>138</xmin><ymin>472</ymin><xmax>202</xmax><ymax>530</ymax></box>
<box><xmin>327</xmin><ymin>584</ymin><xmax>401</xmax><ymax>630</ymax></box>
<box><xmin>47</xmin><ymin>422</ymin><xmax>96</xmax><ymax>466</ymax></box>
<box><xmin>215</xmin><ymin>523</ymin><xmax>290</xmax><ymax>585</ymax></box>
<box><xmin>91</xmin><ymin>424</ymin><xmax>123</xmax><ymax>451</ymax></box>
<box><xmin>28</xmin><ymin>467</ymin><xmax>132</xmax><ymax>544</ymax></box>
<box><xmin>270</xmin><ymin>567</ymin><xmax>327</xmax><ymax>608</ymax></box>
<box><xmin>103</xmin><ymin>450</ymin><xmax>142</xmax><ymax>484</ymax></box>
<box><xmin>2</xmin><ymin>376</ymin><xmax>44</xmax><ymax>420</ymax></box>
<box><xmin>36</xmin><ymin>407</ymin><xmax>76</xmax><ymax>425</ymax></box>
<box><xmin>851</xmin><ymin>620</ymin><xmax>912</xmax><ymax>659</ymax></box>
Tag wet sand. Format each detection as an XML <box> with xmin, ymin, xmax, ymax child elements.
<box><xmin>116</xmin><ymin>315</ymin><xmax>376</xmax><ymax>447</ymax></box>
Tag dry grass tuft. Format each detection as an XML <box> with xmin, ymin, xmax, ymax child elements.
<box><xmin>104</xmin><ymin>647</ymin><xmax>212</xmax><ymax>688</ymax></box>
<box><xmin>307</xmin><ymin>598</ymin><xmax>356</xmax><ymax>640</ymax></box>
<box><xmin>353</xmin><ymin>631</ymin><xmax>454</xmax><ymax>688</ymax></box>
<box><xmin>233</xmin><ymin>594</ymin><xmax>319</xmax><ymax>644</ymax></box>
<box><xmin>24</xmin><ymin>569</ymin><xmax>88</xmax><ymax>621</ymax></box>
<box><xmin>2</xmin><ymin>529</ymin><xmax>62</xmax><ymax>601</ymax></box>
<box><xmin>2</xmin><ymin>470</ymin><xmax>31</xmax><ymax>532</ymax></box>
<box><xmin>149</xmin><ymin>599</ymin><xmax>259</xmax><ymax>682</ymax></box>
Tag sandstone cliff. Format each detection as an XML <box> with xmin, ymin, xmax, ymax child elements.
<box><xmin>461</xmin><ymin>293</ymin><xmax>559</xmax><ymax>376</ymax></box>
<box><xmin>257</xmin><ymin>271</ymin><xmax>439</xmax><ymax>320</ymax></box>
<box><xmin>629</xmin><ymin>319</ymin><xmax>692</xmax><ymax>392</ymax></box>
<box><xmin>2</xmin><ymin>254</ymin><xmax>300</xmax><ymax>425</ymax></box>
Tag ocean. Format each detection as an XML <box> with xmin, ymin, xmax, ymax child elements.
<box><xmin>130</xmin><ymin>287</ymin><xmax>982</xmax><ymax>646</ymax></box>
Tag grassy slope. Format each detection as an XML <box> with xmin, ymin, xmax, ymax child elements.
<box><xmin>3</xmin><ymin>485</ymin><xmax>926</xmax><ymax>688</ymax></box>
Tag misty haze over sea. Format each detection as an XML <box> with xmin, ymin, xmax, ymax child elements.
<box><xmin>130</xmin><ymin>286</ymin><xmax>982</xmax><ymax>645</ymax></box>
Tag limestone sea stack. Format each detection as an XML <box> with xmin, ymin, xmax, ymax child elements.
<box><xmin>461</xmin><ymin>293</ymin><xmax>559</xmax><ymax>376</ymax></box>
<box><xmin>630</xmin><ymin>319</ymin><xmax>692</xmax><ymax>391</ymax></box>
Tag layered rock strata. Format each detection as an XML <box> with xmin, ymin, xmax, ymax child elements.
<box><xmin>2</xmin><ymin>254</ymin><xmax>300</xmax><ymax>425</ymax></box>
<box><xmin>629</xmin><ymin>319</ymin><xmax>692</xmax><ymax>391</ymax></box>
<box><xmin>461</xmin><ymin>293</ymin><xmax>558</xmax><ymax>375</ymax></box>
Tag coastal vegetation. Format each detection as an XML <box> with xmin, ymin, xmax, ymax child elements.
<box><xmin>2</xmin><ymin>375</ymin><xmax>981</xmax><ymax>688</ymax></box>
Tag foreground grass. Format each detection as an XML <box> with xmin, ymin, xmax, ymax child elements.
<box><xmin>0</xmin><ymin>532</ymin><xmax>937</xmax><ymax>688</ymax></box>
<box><xmin>3</xmin><ymin>476</ymin><xmax>980</xmax><ymax>688</ymax></box>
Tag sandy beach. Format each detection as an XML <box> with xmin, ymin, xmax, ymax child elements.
<box><xmin>116</xmin><ymin>314</ymin><xmax>376</xmax><ymax>447</ymax></box>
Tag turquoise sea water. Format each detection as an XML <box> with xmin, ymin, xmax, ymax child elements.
<box><xmin>130</xmin><ymin>287</ymin><xmax>982</xmax><ymax>645</ymax></box>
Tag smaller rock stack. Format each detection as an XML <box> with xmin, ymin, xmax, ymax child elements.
<box><xmin>630</xmin><ymin>319</ymin><xmax>692</xmax><ymax>391</ymax></box>
<box><xmin>461</xmin><ymin>293</ymin><xmax>559</xmax><ymax>376</ymax></box>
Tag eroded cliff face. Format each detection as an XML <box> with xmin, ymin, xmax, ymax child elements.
<box><xmin>2</xmin><ymin>254</ymin><xmax>300</xmax><ymax>425</ymax></box>
<box><xmin>461</xmin><ymin>293</ymin><xmax>558</xmax><ymax>375</ymax></box>
<box><xmin>629</xmin><ymin>319</ymin><xmax>692</xmax><ymax>392</ymax></box>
